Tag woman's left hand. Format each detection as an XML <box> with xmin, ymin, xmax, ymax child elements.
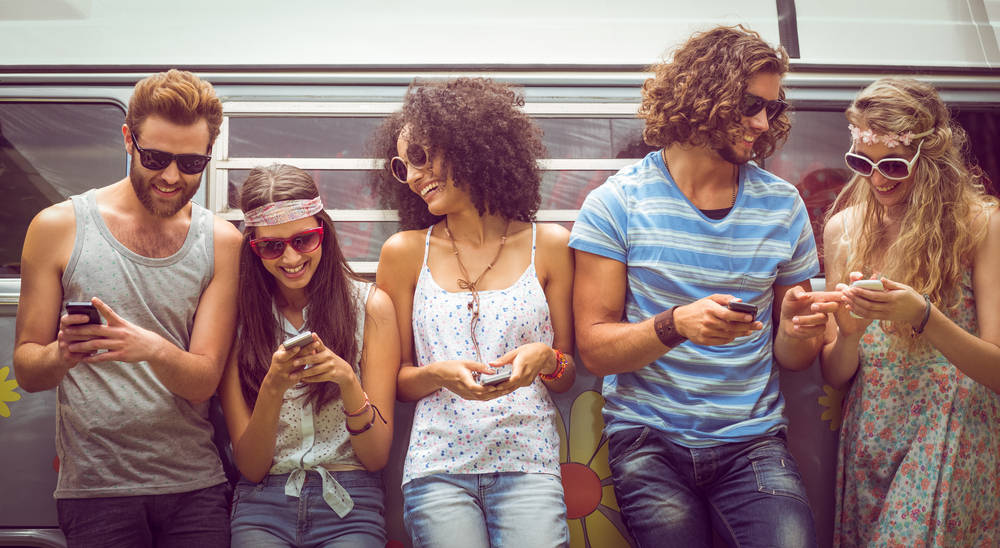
<box><xmin>291</xmin><ymin>335</ymin><xmax>358</xmax><ymax>388</ymax></box>
<box><xmin>488</xmin><ymin>342</ymin><xmax>555</xmax><ymax>392</ymax></box>
<box><xmin>843</xmin><ymin>277</ymin><xmax>927</xmax><ymax>327</ymax></box>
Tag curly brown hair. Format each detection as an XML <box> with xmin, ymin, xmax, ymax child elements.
<box><xmin>370</xmin><ymin>77</ymin><xmax>545</xmax><ymax>229</ymax></box>
<box><xmin>639</xmin><ymin>25</ymin><xmax>790</xmax><ymax>161</ymax></box>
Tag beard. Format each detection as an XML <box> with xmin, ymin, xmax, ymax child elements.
<box><xmin>717</xmin><ymin>141</ymin><xmax>751</xmax><ymax>166</ymax></box>
<box><xmin>129</xmin><ymin>154</ymin><xmax>199</xmax><ymax>218</ymax></box>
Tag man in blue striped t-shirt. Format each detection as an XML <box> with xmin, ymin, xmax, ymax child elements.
<box><xmin>570</xmin><ymin>26</ymin><xmax>834</xmax><ymax>548</ymax></box>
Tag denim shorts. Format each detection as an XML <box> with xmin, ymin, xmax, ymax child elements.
<box><xmin>402</xmin><ymin>472</ymin><xmax>569</xmax><ymax>548</ymax></box>
<box><xmin>230</xmin><ymin>470</ymin><xmax>386</xmax><ymax>548</ymax></box>
<box><xmin>608</xmin><ymin>427</ymin><xmax>817</xmax><ymax>548</ymax></box>
<box><xmin>56</xmin><ymin>482</ymin><xmax>230</xmax><ymax>548</ymax></box>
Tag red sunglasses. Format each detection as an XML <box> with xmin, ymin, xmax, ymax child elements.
<box><xmin>250</xmin><ymin>226</ymin><xmax>324</xmax><ymax>259</ymax></box>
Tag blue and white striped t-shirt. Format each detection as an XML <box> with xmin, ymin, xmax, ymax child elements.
<box><xmin>569</xmin><ymin>150</ymin><xmax>819</xmax><ymax>448</ymax></box>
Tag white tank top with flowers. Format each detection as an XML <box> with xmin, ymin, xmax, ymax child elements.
<box><xmin>402</xmin><ymin>223</ymin><xmax>562</xmax><ymax>485</ymax></box>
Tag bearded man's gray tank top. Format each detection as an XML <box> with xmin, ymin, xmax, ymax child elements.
<box><xmin>55</xmin><ymin>189</ymin><xmax>225</xmax><ymax>498</ymax></box>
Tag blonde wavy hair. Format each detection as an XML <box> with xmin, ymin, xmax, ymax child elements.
<box><xmin>639</xmin><ymin>25</ymin><xmax>790</xmax><ymax>161</ymax></box>
<box><xmin>829</xmin><ymin>78</ymin><xmax>997</xmax><ymax>324</ymax></box>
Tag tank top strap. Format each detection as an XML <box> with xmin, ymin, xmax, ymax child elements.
<box><xmin>422</xmin><ymin>226</ymin><xmax>433</xmax><ymax>269</ymax></box>
<box><xmin>529</xmin><ymin>222</ymin><xmax>537</xmax><ymax>265</ymax></box>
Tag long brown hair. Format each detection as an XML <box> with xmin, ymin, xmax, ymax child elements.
<box><xmin>236</xmin><ymin>164</ymin><xmax>362</xmax><ymax>410</ymax></box>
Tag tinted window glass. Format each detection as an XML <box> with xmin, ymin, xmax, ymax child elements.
<box><xmin>228</xmin><ymin>117</ymin><xmax>382</xmax><ymax>158</ymax></box>
<box><xmin>0</xmin><ymin>102</ymin><xmax>125</xmax><ymax>277</ymax></box>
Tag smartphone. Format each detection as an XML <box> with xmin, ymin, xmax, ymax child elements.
<box><xmin>851</xmin><ymin>279</ymin><xmax>884</xmax><ymax>291</ymax></box>
<box><xmin>282</xmin><ymin>331</ymin><xmax>314</xmax><ymax>350</ymax></box>
<box><xmin>727</xmin><ymin>301</ymin><xmax>758</xmax><ymax>320</ymax></box>
<box><xmin>480</xmin><ymin>371</ymin><xmax>512</xmax><ymax>386</ymax></box>
<box><xmin>65</xmin><ymin>301</ymin><xmax>101</xmax><ymax>325</ymax></box>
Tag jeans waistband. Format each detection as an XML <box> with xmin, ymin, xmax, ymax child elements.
<box><xmin>241</xmin><ymin>469</ymin><xmax>380</xmax><ymax>488</ymax></box>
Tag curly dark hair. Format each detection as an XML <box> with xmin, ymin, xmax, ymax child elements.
<box><xmin>369</xmin><ymin>77</ymin><xmax>545</xmax><ymax>229</ymax></box>
<box><xmin>639</xmin><ymin>25</ymin><xmax>791</xmax><ymax>161</ymax></box>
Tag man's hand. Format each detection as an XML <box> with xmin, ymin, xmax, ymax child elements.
<box><xmin>781</xmin><ymin>287</ymin><xmax>843</xmax><ymax>340</ymax></box>
<box><xmin>674</xmin><ymin>294</ymin><xmax>764</xmax><ymax>346</ymax></box>
<box><xmin>73</xmin><ymin>298</ymin><xmax>166</xmax><ymax>364</ymax></box>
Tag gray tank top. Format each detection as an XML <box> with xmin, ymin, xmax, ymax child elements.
<box><xmin>54</xmin><ymin>189</ymin><xmax>225</xmax><ymax>498</ymax></box>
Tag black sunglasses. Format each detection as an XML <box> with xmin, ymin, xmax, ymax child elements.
<box><xmin>129</xmin><ymin>129</ymin><xmax>212</xmax><ymax>175</ymax></box>
<box><xmin>740</xmin><ymin>93</ymin><xmax>789</xmax><ymax>121</ymax></box>
<box><xmin>390</xmin><ymin>142</ymin><xmax>431</xmax><ymax>183</ymax></box>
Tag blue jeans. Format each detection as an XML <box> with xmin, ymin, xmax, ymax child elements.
<box><xmin>230</xmin><ymin>470</ymin><xmax>385</xmax><ymax>548</ymax></box>
<box><xmin>608</xmin><ymin>427</ymin><xmax>817</xmax><ymax>548</ymax></box>
<box><xmin>56</xmin><ymin>482</ymin><xmax>230</xmax><ymax>548</ymax></box>
<box><xmin>402</xmin><ymin>472</ymin><xmax>569</xmax><ymax>548</ymax></box>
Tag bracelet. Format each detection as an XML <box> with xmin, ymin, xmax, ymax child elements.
<box><xmin>653</xmin><ymin>306</ymin><xmax>686</xmax><ymax>348</ymax></box>
<box><xmin>912</xmin><ymin>294</ymin><xmax>932</xmax><ymax>335</ymax></box>
<box><xmin>540</xmin><ymin>349</ymin><xmax>569</xmax><ymax>381</ymax></box>
<box><xmin>345</xmin><ymin>403</ymin><xmax>387</xmax><ymax>436</ymax></box>
<box><xmin>344</xmin><ymin>393</ymin><xmax>371</xmax><ymax>417</ymax></box>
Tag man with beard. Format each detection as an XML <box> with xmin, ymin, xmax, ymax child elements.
<box><xmin>569</xmin><ymin>26</ymin><xmax>830</xmax><ymax>547</ymax></box>
<box><xmin>14</xmin><ymin>69</ymin><xmax>241</xmax><ymax>546</ymax></box>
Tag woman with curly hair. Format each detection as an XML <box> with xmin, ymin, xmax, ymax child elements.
<box><xmin>821</xmin><ymin>78</ymin><xmax>1000</xmax><ymax>546</ymax></box>
<box><xmin>220</xmin><ymin>164</ymin><xmax>399</xmax><ymax>546</ymax></box>
<box><xmin>372</xmin><ymin>77</ymin><xmax>575</xmax><ymax>548</ymax></box>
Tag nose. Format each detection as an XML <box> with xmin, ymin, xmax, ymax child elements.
<box><xmin>749</xmin><ymin>108</ymin><xmax>770</xmax><ymax>132</ymax></box>
<box><xmin>160</xmin><ymin>159</ymin><xmax>182</xmax><ymax>184</ymax></box>
<box><xmin>279</xmin><ymin>242</ymin><xmax>303</xmax><ymax>263</ymax></box>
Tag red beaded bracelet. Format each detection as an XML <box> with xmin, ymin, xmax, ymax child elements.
<box><xmin>540</xmin><ymin>349</ymin><xmax>569</xmax><ymax>381</ymax></box>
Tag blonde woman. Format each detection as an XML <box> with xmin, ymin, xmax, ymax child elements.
<box><xmin>821</xmin><ymin>78</ymin><xmax>1000</xmax><ymax>546</ymax></box>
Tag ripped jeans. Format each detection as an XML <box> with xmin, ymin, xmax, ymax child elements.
<box><xmin>608</xmin><ymin>426</ymin><xmax>817</xmax><ymax>548</ymax></box>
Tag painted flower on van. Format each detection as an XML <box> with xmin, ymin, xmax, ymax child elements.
<box><xmin>818</xmin><ymin>384</ymin><xmax>845</xmax><ymax>431</ymax></box>
<box><xmin>556</xmin><ymin>390</ymin><xmax>632</xmax><ymax>548</ymax></box>
<box><xmin>0</xmin><ymin>366</ymin><xmax>21</xmax><ymax>418</ymax></box>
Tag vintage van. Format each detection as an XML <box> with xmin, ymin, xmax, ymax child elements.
<box><xmin>1</xmin><ymin>1</ymin><xmax>998</xmax><ymax>547</ymax></box>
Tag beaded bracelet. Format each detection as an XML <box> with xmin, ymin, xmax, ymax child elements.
<box><xmin>346</xmin><ymin>403</ymin><xmax>387</xmax><ymax>436</ymax></box>
<box><xmin>344</xmin><ymin>393</ymin><xmax>371</xmax><ymax>417</ymax></box>
<box><xmin>540</xmin><ymin>349</ymin><xmax>569</xmax><ymax>381</ymax></box>
<box><xmin>912</xmin><ymin>294</ymin><xmax>932</xmax><ymax>335</ymax></box>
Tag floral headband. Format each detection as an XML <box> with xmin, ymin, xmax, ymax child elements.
<box><xmin>849</xmin><ymin>123</ymin><xmax>934</xmax><ymax>149</ymax></box>
<box><xmin>243</xmin><ymin>196</ymin><xmax>324</xmax><ymax>226</ymax></box>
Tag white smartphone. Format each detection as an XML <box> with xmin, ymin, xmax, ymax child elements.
<box><xmin>849</xmin><ymin>279</ymin><xmax>883</xmax><ymax>318</ymax></box>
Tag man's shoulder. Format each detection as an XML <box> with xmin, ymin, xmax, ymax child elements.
<box><xmin>28</xmin><ymin>199</ymin><xmax>76</xmax><ymax>235</ymax></box>
<box><xmin>209</xmin><ymin>213</ymin><xmax>242</xmax><ymax>246</ymax></box>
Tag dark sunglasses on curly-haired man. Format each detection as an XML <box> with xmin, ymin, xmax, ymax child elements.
<box><xmin>740</xmin><ymin>93</ymin><xmax>789</xmax><ymax>121</ymax></box>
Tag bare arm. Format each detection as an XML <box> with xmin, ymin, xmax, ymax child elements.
<box><xmin>819</xmin><ymin>210</ymin><xmax>873</xmax><ymax>388</ymax></box>
<box><xmin>13</xmin><ymin>202</ymin><xmax>84</xmax><ymax>392</ymax></box>
<box><xmin>572</xmin><ymin>249</ymin><xmax>761</xmax><ymax>375</ymax></box>
<box><xmin>376</xmin><ymin>232</ymin><xmax>500</xmax><ymax>402</ymax></box>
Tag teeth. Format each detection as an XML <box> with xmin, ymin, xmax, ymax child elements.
<box><xmin>154</xmin><ymin>183</ymin><xmax>177</xmax><ymax>193</ymax></box>
<box><xmin>282</xmin><ymin>264</ymin><xmax>305</xmax><ymax>273</ymax></box>
<box><xmin>420</xmin><ymin>183</ymin><xmax>439</xmax><ymax>197</ymax></box>
<box><xmin>874</xmin><ymin>182</ymin><xmax>899</xmax><ymax>192</ymax></box>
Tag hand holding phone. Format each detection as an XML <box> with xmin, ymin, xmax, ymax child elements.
<box><xmin>727</xmin><ymin>301</ymin><xmax>757</xmax><ymax>321</ymax></box>
<box><xmin>282</xmin><ymin>331</ymin><xmax>314</xmax><ymax>350</ymax></box>
<box><xmin>849</xmin><ymin>279</ymin><xmax>884</xmax><ymax>318</ymax></box>
<box><xmin>480</xmin><ymin>370</ymin><xmax>512</xmax><ymax>386</ymax></box>
<box><xmin>65</xmin><ymin>301</ymin><xmax>101</xmax><ymax>325</ymax></box>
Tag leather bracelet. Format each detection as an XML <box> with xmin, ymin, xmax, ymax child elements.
<box><xmin>540</xmin><ymin>349</ymin><xmax>569</xmax><ymax>381</ymax></box>
<box><xmin>654</xmin><ymin>306</ymin><xmax>686</xmax><ymax>348</ymax></box>
<box><xmin>346</xmin><ymin>403</ymin><xmax>387</xmax><ymax>436</ymax></box>
<box><xmin>912</xmin><ymin>294</ymin><xmax>932</xmax><ymax>335</ymax></box>
<box><xmin>344</xmin><ymin>393</ymin><xmax>371</xmax><ymax>417</ymax></box>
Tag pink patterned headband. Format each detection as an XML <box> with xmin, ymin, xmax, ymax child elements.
<box><xmin>849</xmin><ymin>124</ymin><xmax>933</xmax><ymax>149</ymax></box>
<box><xmin>243</xmin><ymin>197</ymin><xmax>324</xmax><ymax>226</ymax></box>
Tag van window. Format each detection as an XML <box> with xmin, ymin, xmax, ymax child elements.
<box><xmin>0</xmin><ymin>101</ymin><xmax>125</xmax><ymax>277</ymax></box>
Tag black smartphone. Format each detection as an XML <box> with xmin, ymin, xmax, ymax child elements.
<box><xmin>282</xmin><ymin>331</ymin><xmax>314</xmax><ymax>349</ymax></box>
<box><xmin>480</xmin><ymin>371</ymin><xmax>511</xmax><ymax>386</ymax></box>
<box><xmin>65</xmin><ymin>301</ymin><xmax>101</xmax><ymax>325</ymax></box>
<box><xmin>727</xmin><ymin>301</ymin><xmax>758</xmax><ymax>320</ymax></box>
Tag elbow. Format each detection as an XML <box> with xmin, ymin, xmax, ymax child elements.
<box><xmin>362</xmin><ymin>453</ymin><xmax>390</xmax><ymax>472</ymax></box>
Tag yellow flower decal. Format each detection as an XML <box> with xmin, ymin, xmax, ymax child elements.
<box><xmin>0</xmin><ymin>366</ymin><xmax>21</xmax><ymax>418</ymax></box>
<box><xmin>555</xmin><ymin>390</ymin><xmax>632</xmax><ymax>548</ymax></box>
<box><xmin>818</xmin><ymin>384</ymin><xmax>845</xmax><ymax>431</ymax></box>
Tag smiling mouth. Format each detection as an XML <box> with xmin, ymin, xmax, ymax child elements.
<box><xmin>419</xmin><ymin>182</ymin><xmax>440</xmax><ymax>197</ymax></box>
<box><xmin>281</xmin><ymin>263</ymin><xmax>306</xmax><ymax>274</ymax></box>
<box><xmin>873</xmin><ymin>180</ymin><xmax>901</xmax><ymax>193</ymax></box>
<box><xmin>153</xmin><ymin>182</ymin><xmax>180</xmax><ymax>194</ymax></box>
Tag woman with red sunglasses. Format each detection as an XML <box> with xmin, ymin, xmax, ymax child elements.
<box><xmin>219</xmin><ymin>164</ymin><xmax>400</xmax><ymax>547</ymax></box>
<box><xmin>819</xmin><ymin>78</ymin><xmax>1000</xmax><ymax>546</ymax></box>
<box><xmin>371</xmin><ymin>78</ymin><xmax>576</xmax><ymax>548</ymax></box>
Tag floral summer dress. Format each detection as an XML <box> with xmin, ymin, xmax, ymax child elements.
<box><xmin>834</xmin><ymin>270</ymin><xmax>1000</xmax><ymax>547</ymax></box>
